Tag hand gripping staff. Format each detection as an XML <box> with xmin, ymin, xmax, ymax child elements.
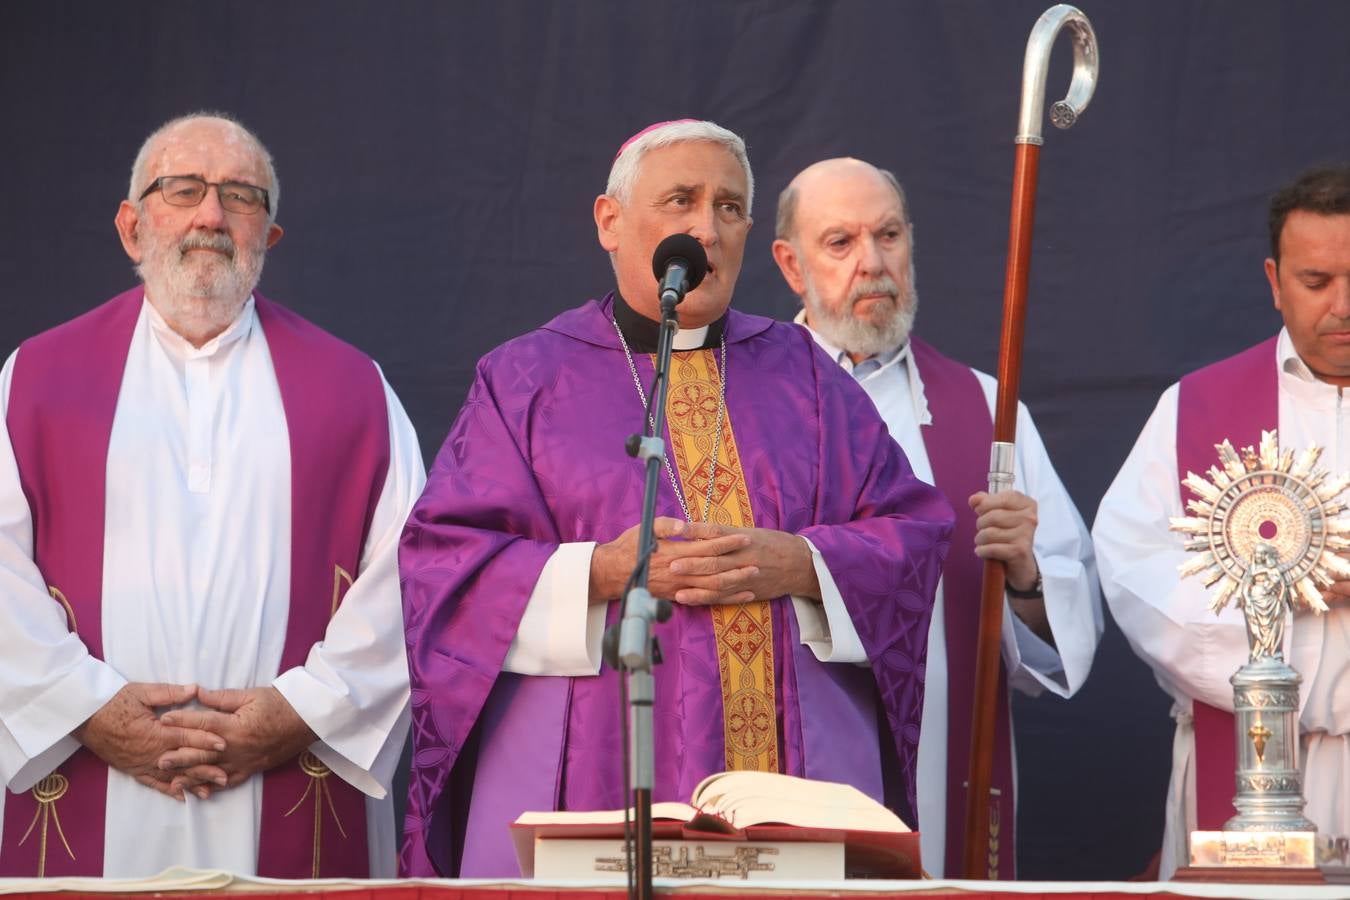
<box><xmin>961</xmin><ymin>4</ymin><xmax>1098</xmax><ymax>880</ymax></box>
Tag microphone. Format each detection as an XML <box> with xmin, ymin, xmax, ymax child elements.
<box><xmin>651</xmin><ymin>234</ymin><xmax>708</xmax><ymax>309</ymax></box>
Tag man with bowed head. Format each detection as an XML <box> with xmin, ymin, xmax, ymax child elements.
<box><xmin>771</xmin><ymin>157</ymin><xmax>1101</xmax><ymax>877</ymax></box>
<box><xmin>400</xmin><ymin>120</ymin><xmax>955</xmax><ymax>877</ymax></box>
<box><xmin>0</xmin><ymin>113</ymin><xmax>424</xmax><ymax>877</ymax></box>
<box><xmin>1096</xmin><ymin>164</ymin><xmax>1350</xmax><ymax>878</ymax></box>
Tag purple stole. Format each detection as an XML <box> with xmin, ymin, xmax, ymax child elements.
<box><xmin>1175</xmin><ymin>335</ymin><xmax>1280</xmax><ymax>831</ymax></box>
<box><xmin>909</xmin><ymin>338</ymin><xmax>1015</xmax><ymax>879</ymax></box>
<box><xmin>0</xmin><ymin>288</ymin><xmax>390</xmax><ymax>878</ymax></box>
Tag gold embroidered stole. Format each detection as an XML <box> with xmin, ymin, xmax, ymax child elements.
<box><xmin>662</xmin><ymin>348</ymin><xmax>779</xmax><ymax>772</ymax></box>
<box><xmin>12</xmin><ymin>588</ymin><xmax>79</xmax><ymax>875</ymax></box>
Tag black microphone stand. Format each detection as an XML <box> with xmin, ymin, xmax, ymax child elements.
<box><xmin>604</xmin><ymin>291</ymin><xmax>680</xmax><ymax>900</ymax></box>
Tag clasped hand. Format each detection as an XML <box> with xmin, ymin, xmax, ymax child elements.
<box><xmin>589</xmin><ymin>516</ymin><xmax>819</xmax><ymax>606</ymax></box>
<box><xmin>76</xmin><ymin>683</ymin><xmax>315</xmax><ymax>801</ymax></box>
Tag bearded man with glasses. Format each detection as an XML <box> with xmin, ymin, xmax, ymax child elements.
<box><xmin>0</xmin><ymin>113</ymin><xmax>424</xmax><ymax>878</ymax></box>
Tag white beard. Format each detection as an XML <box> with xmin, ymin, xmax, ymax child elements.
<box><xmin>137</xmin><ymin>227</ymin><xmax>267</xmax><ymax>344</ymax></box>
<box><xmin>802</xmin><ymin>262</ymin><xmax>919</xmax><ymax>360</ymax></box>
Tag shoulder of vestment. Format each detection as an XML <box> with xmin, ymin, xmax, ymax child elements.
<box><xmin>253</xmin><ymin>292</ymin><xmax>378</xmax><ymax>368</ymax></box>
<box><xmin>1180</xmin><ymin>333</ymin><xmax>1281</xmax><ymax>385</ymax></box>
<box><xmin>19</xmin><ymin>286</ymin><xmax>145</xmax><ymax>356</ymax></box>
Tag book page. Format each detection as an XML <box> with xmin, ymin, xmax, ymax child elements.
<box><xmin>688</xmin><ymin>771</ymin><xmax>910</xmax><ymax>832</ymax></box>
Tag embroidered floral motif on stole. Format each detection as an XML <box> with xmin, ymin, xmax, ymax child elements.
<box><xmin>18</xmin><ymin>774</ymin><xmax>75</xmax><ymax>876</ymax></box>
<box><xmin>663</xmin><ymin>349</ymin><xmax>779</xmax><ymax>772</ymax></box>
<box><xmin>281</xmin><ymin>564</ymin><xmax>356</xmax><ymax>877</ymax></box>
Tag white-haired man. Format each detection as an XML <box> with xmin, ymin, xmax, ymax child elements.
<box><xmin>771</xmin><ymin>158</ymin><xmax>1101</xmax><ymax>877</ymax></box>
<box><xmin>400</xmin><ymin>121</ymin><xmax>955</xmax><ymax>877</ymax></box>
<box><xmin>0</xmin><ymin>113</ymin><xmax>424</xmax><ymax>878</ymax></box>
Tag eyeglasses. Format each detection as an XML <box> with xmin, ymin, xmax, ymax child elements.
<box><xmin>138</xmin><ymin>175</ymin><xmax>271</xmax><ymax>215</ymax></box>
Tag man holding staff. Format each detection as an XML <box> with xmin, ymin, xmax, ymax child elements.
<box><xmin>771</xmin><ymin>156</ymin><xmax>1102</xmax><ymax>877</ymax></box>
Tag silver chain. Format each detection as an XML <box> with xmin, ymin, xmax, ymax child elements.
<box><xmin>613</xmin><ymin>317</ymin><xmax>727</xmax><ymax>523</ymax></box>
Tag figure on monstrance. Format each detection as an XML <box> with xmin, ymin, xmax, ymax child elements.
<box><xmin>1236</xmin><ymin>543</ymin><xmax>1293</xmax><ymax>662</ymax></box>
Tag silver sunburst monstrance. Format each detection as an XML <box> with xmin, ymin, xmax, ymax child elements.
<box><xmin>1171</xmin><ymin>429</ymin><xmax>1350</xmax><ymax>851</ymax></box>
<box><xmin>1172</xmin><ymin>430</ymin><xmax>1350</xmax><ymax>629</ymax></box>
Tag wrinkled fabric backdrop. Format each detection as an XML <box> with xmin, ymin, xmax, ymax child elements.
<box><xmin>3</xmin><ymin>0</ymin><xmax>1347</xmax><ymax>880</ymax></box>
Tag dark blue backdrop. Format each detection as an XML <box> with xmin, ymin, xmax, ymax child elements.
<box><xmin>3</xmin><ymin>0</ymin><xmax>1348</xmax><ymax>879</ymax></box>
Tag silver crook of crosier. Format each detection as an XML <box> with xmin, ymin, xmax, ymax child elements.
<box><xmin>1015</xmin><ymin>4</ymin><xmax>1098</xmax><ymax>145</ymax></box>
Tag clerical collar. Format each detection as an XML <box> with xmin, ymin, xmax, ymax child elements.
<box><xmin>612</xmin><ymin>292</ymin><xmax>725</xmax><ymax>353</ymax></box>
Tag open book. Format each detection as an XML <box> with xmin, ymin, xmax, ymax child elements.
<box><xmin>513</xmin><ymin>770</ymin><xmax>920</xmax><ymax>879</ymax></box>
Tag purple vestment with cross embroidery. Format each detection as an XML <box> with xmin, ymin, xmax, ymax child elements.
<box><xmin>399</xmin><ymin>294</ymin><xmax>954</xmax><ymax>876</ymax></box>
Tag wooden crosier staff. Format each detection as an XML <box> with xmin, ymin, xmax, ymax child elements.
<box><xmin>961</xmin><ymin>4</ymin><xmax>1098</xmax><ymax>881</ymax></box>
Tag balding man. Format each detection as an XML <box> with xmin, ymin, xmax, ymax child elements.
<box><xmin>0</xmin><ymin>113</ymin><xmax>424</xmax><ymax>878</ymax></box>
<box><xmin>771</xmin><ymin>158</ymin><xmax>1101</xmax><ymax>878</ymax></box>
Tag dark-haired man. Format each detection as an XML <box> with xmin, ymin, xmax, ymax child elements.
<box><xmin>1095</xmin><ymin>164</ymin><xmax>1350</xmax><ymax>877</ymax></box>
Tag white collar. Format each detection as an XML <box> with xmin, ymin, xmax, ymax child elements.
<box><xmin>143</xmin><ymin>294</ymin><xmax>256</xmax><ymax>361</ymax></box>
<box><xmin>1278</xmin><ymin>327</ymin><xmax>1327</xmax><ymax>383</ymax></box>
<box><xmin>1274</xmin><ymin>326</ymin><xmax>1350</xmax><ymax>410</ymax></box>
<box><xmin>792</xmin><ymin>308</ymin><xmax>931</xmax><ymax>425</ymax></box>
<box><xmin>673</xmin><ymin>324</ymin><xmax>710</xmax><ymax>351</ymax></box>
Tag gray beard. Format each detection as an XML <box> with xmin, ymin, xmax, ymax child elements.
<box><xmin>136</xmin><ymin>229</ymin><xmax>266</xmax><ymax>342</ymax></box>
<box><xmin>802</xmin><ymin>267</ymin><xmax>919</xmax><ymax>360</ymax></box>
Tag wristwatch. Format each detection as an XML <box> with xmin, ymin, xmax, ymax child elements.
<box><xmin>1005</xmin><ymin>564</ymin><xmax>1043</xmax><ymax>599</ymax></box>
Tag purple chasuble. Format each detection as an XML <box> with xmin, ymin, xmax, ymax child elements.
<box><xmin>909</xmin><ymin>338</ymin><xmax>1016</xmax><ymax>879</ymax></box>
<box><xmin>1176</xmin><ymin>335</ymin><xmax>1279</xmax><ymax>831</ymax></box>
<box><xmin>399</xmin><ymin>294</ymin><xmax>954</xmax><ymax>877</ymax></box>
<box><xmin>0</xmin><ymin>288</ymin><xmax>390</xmax><ymax>878</ymax></box>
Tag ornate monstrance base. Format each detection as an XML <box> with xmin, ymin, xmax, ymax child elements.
<box><xmin>1224</xmin><ymin>658</ymin><xmax>1315</xmax><ymax>833</ymax></box>
<box><xmin>1181</xmin><ymin>657</ymin><xmax>1323</xmax><ymax>879</ymax></box>
<box><xmin>1188</xmin><ymin>830</ymin><xmax>1319</xmax><ymax>868</ymax></box>
<box><xmin>1178</xmin><ymin>830</ymin><xmax>1327</xmax><ymax>884</ymax></box>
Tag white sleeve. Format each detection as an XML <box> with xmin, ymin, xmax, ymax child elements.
<box><xmin>0</xmin><ymin>348</ymin><xmax>128</xmax><ymax>791</ymax></box>
<box><xmin>1092</xmin><ymin>384</ymin><xmax>1249</xmax><ymax>712</ymax></box>
<box><xmin>502</xmin><ymin>536</ymin><xmax>867</xmax><ymax>671</ymax></box>
<box><xmin>272</xmin><ymin>370</ymin><xmax>425</xmax><ymax>799</ymax></box>
<box><xmin>792</xmin><ymin>537</ymin><xmax>867</xmax><ymax>663</ymax></box>
<box><xmin>501</xmin><ymin>542</ymin><xmax>607</xmax><ymax>676</ymax></box>
<box><xmin>981</xmin><ymin>385</ymin><xmax>1103</xmax><ymax>699</ymax></box>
